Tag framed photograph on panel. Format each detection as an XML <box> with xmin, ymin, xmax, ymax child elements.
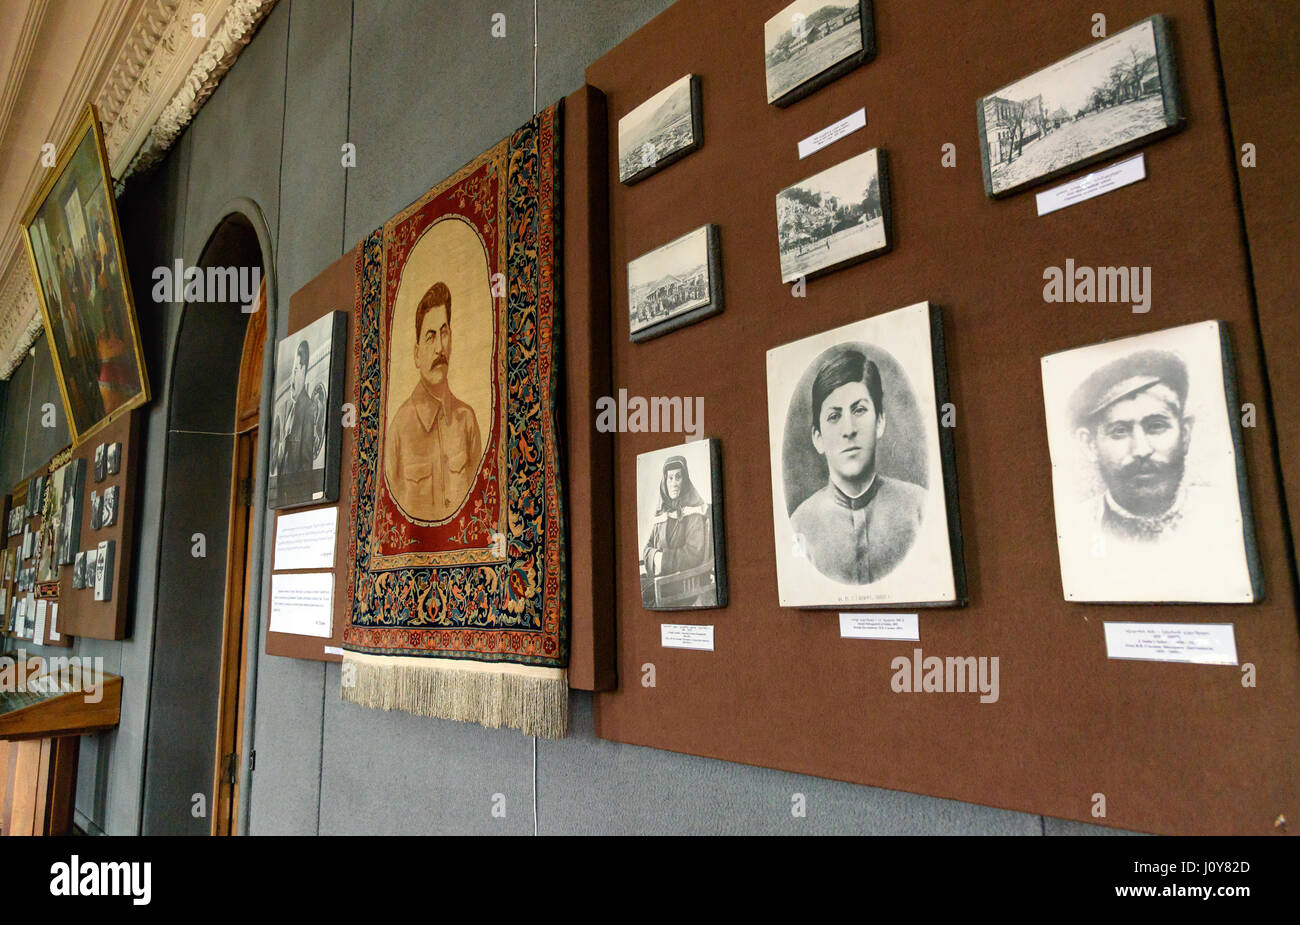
<box><xmin>765</xmin><ymin>0</ymin><xmax>876</xmax><ymax>107</ymax></box>
<box><xmin>20</xmin><ymin>103</ymin><xmax>150</xmax><ymax>446</ymax></box>
<box><xmin>53</xmin><ymin>457</ymin><xmax>85</xmax><ymax>566</ymax></box>
<box><xmin>766</xmin><ymin>302</ymin><xmax>965</xmax><ymax>608</ymax></box>
<box><xmin>976</xmin><ymin>15</ymin><xmax>1184</xmax><ymax>198</ymax></box>
<box><xmin>268</xmin><ymin>311</ymin><xmax>348</xmax><ymax>509</ymax></box>
<box><xmin>618</xmin><ymin>75</ymin><xmax>703</xmax><ymax>185</ymax></box>
<box><xmin>627</xmin><ymin>224</ymin><xmax>723</xmax><ymax>342</ymax></box>
<box><xmin>1041</xmin><ymin>321</ymin><xmax>1261</xmax><ymax>603</ymax></box>
<box><xmin>636</xmin><ymin>438</ymin><xmax>727</xmax><ymax>610</ymax></box>
<box><xmin>776</xmin><ymin>148</ymin><xmax>891</xmax><ymax>284</ymax></box>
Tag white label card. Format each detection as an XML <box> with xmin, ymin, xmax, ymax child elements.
<box><xmin>274</xmin><ymin>507</ymin><xmax>338</xmax><ymax>571</ymax></box>
<box><xmin>660</xmin><ymin>623</ymin><xmax>714</xmax><ymax>651</ymax></box>
<box><xmin>1103</xmin><ymin>622</ymin><xmax>1237</xmax><ymax>666</ymax></box>
<box><xmin>1036</xmin><ymin>154</ymin><xmax>1146</xmax><ymax>216</ymax></box>
<box><xmin>839</xmin><ymin>612</ymin><xmax>920</xmax><ymax>641</ymax></box>
<box><xmin>48</xmin><ymin>603</ymin><xmax>60</xmax><ymax>641</ymax></box>
<box><xmin>798</xmin><ymin>108</ymin><xmax>867</xmax><ymax>159</ymax></box>
<box><xmin>270</xmin><ymin>572</ymin><xmax>335</xmax><ymax>638</ymax></box>
<box><xmin>324</xmin><ymin>645</ymin><xmax>343</xmax><ymax>656</ymax></box>
<box><xmin>34</xmin><ymin>599</ymin><xmax>47</xmax><ymax>643</ymax></box>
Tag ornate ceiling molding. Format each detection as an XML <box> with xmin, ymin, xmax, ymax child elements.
<box><xmin>0</xmin><ymin>0</ymin><xmax>278</xmax><ymax>380</ymax></box>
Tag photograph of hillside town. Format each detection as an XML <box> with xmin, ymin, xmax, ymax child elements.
<box><xmin>982</xmin><ymin>19</ymin><xmax>1172</xmax><ymax>195</ymax></box>
<box><xmin>618</xmin><ymin>75</ymin><xmax>698</xmax><ymax>184</ymax></box>
<box><xmin>628</xmin><ymin>226</ymin><xmax>716</xmax><ymax>338</ymax></box>
<box><xmin>777</xmin><ymin>149</ymin><xmax>885</xmax><ymax>283</ymax></box>
<box><xmin>765</xmin><ymin>0</ymin><xmax>864</xmax><ymax>103</ymax></box>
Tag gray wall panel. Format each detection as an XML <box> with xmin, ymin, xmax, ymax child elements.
<box><xmin>536</xmin><ymin>0</ymin><xmax>677</xmax><ymax>105</ymax></box>
<box><xmin>319</xmin><ymin>663</ymin><xmax>534</xmax><ymax>835</ymax></box>
<box><xmin>343</xmin><ymin>0</ymin><xmax>534</xmax><ymax>246</ymax></box>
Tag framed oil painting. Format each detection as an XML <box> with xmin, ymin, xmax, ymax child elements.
<box><xmin>20</xmin><ymin>103</ymin><xmax>150</xmax><ymax>446</ymax></box>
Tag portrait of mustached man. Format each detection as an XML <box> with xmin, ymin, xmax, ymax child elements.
<box><xmin>384</xmin><ymin>281</ymin><xmax>483</xmax><ymax>522</ymax></box>
<box><xmin>1070</xmin><ymin>349</ymin><xmax>1204</xmax><ymax>548</ymax></box>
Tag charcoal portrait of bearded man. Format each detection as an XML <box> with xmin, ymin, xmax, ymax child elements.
<box><xmin>1043</xmin><ymin>323</ymin><xmax>1261</xmax><ymax>603</ymax></box>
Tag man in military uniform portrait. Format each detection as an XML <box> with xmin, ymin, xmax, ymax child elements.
<box><xmin>790</xmin><ymin>349</ymin><xmax>924</xmax><ymax>585</ymax></box>
<box><xmin>385</xmin><ymin>281</ymin><xmax>483</xmax><ymax>522</ymax></box>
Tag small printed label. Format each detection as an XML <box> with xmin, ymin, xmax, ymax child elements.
<box><xmin>839</xmin><ymin>612</ymin><xmax>920</xmax><ymax>641</ymax></box>
<box><xmin>1036</xmin><ymin>154</ymin><xmax>1146</xmax><ymax>216</ymax></box>
<box><xmin>660</xmin><ymin>623</ymin><xmax>714</xmax><ymax>651</ymax></box>
<box><xmin>798</xmin><ymin>107</ymin><xmax>867</xmax><ymax>159</ymax></box>
<box><xmin>312</xmin><ymin>490</ymin><xmax>325</xmax><ymax>500</ymax></box>
<box><xmin>1103</xmin><ymin>621</ymin><xmax>1237</xmax><ymax>665</ymax></box>
<box><xmin>324</xmin><ymin>645</ymin><xmax>343</xmax><ymax>656</ymax></box>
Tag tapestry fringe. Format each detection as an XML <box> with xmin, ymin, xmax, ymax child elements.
<box><xmin>341</xmin><ymin>656</ymin><xmax>569</xmax><ymax>739</ymax></box>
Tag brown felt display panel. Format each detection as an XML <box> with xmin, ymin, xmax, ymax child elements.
<box><xmin>57</xmin><ymin>409</ymin><xmax>140</xmax><ymax>641</ymax></box>
<box><xmin>561</xmin><ymin>86</ymin><xmax>618</xmax><ymax>691</ymax></box>
<box><xmin>1215</xmin><ymin>1</ymin><xmax>1300</xmax><ymax>576</ymax></box>
<box><xmin>586</xmin><ymin>0</ymin><xmax>1300</xmax><ymax>834</ymax></box>
<box><xmin>266</xmin><ymin>248</ymin><xmax>356</xmax><ymax>663</ymax></box>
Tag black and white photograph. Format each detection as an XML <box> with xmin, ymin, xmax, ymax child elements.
<box><xmin>766</xmin><ymin>302</ymin><xmax>964</xmax><ymax>607</ymax></box>
<box><xmin>21</xmin><ymin>523</ymin><xmax>34</xmax><ymax>561</ymax></box>
<box><xmin>617</xmin><ymin>74</ymin><xmax>702</xmax><ymax>185</ymax></box>
<box><xmin>627</xmin><ymin>224</ymin><xmax>723</xmax><ymax>342</ymax></box>
<box><xmin>94</xmin><ymin>539</ymin><xmax>115</xmax><ymax>602</ymax></box>
<box><xmin>101</xmin><ymin>484</ymin><xmax>119</xmax><ymax>529</ymax></box>
<box><xmin>106</xmin><ymin>441</ymin><xmax>121</xmax><ymax>475</ymax></box>
<box><xmin>83</xmin><ymin>548</ymin><xmax>97</xmax><ymax>588</ymax></box>
<box><xmin>6</xmin><ymin>504</ymin><xmax>21</xmax><ymax>536</ymax></box>
<box><xmin>1041</xmin><ymin>321</ymin><xmax>1261</xmax><ymax>603</ymax></box>
<box><xmin>776</xmin><ymin>147</ymin><xmax>890</xmax><ymax>284</ymax></box>
<box><xmin>977</xmin><ymin>15</ymin><xmax>1183</xmax><ymax>198</ymax></box>
<box><xmin>54</xmin><ymin>457</ymin><xmax>85</xmax><ymax>566</ymax></box>
<box><xmin>73</xmin><ymin>551</ymin><xmax>86</xmax><ymax>590</ymax></box>
<box><xmin>29</xmin><ymin>474</ymin><xmax>46</xmax><ymax>514</ymax></box>
<box><xmin>269</xmin><ymin>311</ymin><xmax>348</xmax><ymax>510</ymax></box>
<box><xmin>636</xmin><ymin>438</ymin><xmax>727</xmax><ymax>610</ymax></box>
<box><xmin>765</xmin><ymin>0</ymin><xmax>875</xmax><ymax>107</ymax></box>
<box><xmin>94</xmin><ymin>442</ymin><xmax>106</xmax><ymax>482</ymax></box>
<box><xmin>90</xmin><ymin>489</ymin><xmax>101</xmax><ymax>531</ymax></box>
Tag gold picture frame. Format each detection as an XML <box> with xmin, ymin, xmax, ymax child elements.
<box><xmin>19</xmin><ymin>102</ymin><xmax>150</xmax><ymax>447</ymax></box>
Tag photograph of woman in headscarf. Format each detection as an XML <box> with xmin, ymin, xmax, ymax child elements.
<box><xmin>638</xmin><ymin>447</ymin><xmax>720</xmax><ymax>608</ymax></box>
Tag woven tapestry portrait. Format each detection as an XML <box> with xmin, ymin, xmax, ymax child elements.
<box><xmin>343</xmin><ymin>104</ymin><xmax>568</xmax><ymax>737</ymax></box>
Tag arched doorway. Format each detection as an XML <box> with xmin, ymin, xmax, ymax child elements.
<box><xmin>140</xmin><ymin>205</ymin><xmax>273</xmax><ymax>835</ymax></box>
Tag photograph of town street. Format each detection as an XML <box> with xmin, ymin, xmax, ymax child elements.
<box><xmin>765</xmin><ymin>0</ymin><xmax>864</xmax><ymax>103</ymax></box>
<box><xmin>628</xmin><ymin>226</ymin><xmax>713</xmax><ymax>336</ymax></box>
<box><xmin>618</xmin><ymin>75</ymin><xmax>697</xmax><ymax>183</ymax></box>
<box><xmin>982</xmin><ymin>19</ymin><xmax>1170</xmax><ymax>194</ymax></box>
<box><xmin>778</xmin><ymin>149</ymin><xmax>885</xmax><ymax>283</ymax></box>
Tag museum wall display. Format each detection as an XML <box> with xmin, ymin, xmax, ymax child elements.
<box><xmin>20</xmin><ymin>105</ymin><xmax>151</xmax><ymax>447</ymax></box>
<box><xmin>585</xmin><ymin>0</ymin><xmax>1300</xmax><ymax>835</ymax></box>
<box><xmin>3</xmin><ymin>0</ymin><xmax>1293</xmax><ymax>839</ymax></box>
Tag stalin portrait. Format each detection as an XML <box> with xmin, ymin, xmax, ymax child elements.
<box><xmin>384</xmin><ymin>281</ymin><xmax>483</xmax><ymax>522</ymax></box>
<box><xmin>790</xmin><ymin>349</ymin><xmax>925</xmax><ymax>585</ymax></box>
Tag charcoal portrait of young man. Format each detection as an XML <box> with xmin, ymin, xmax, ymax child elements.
<box><xmin>1042</xmin><ymin>322</ymin><xmax>1260</xmax><ymax>603</ymax></box>
<box><xmin>790</xmin><ymin>349</ymin><xmax>924</xmax><ymax>585</ymax></box>
<box><xmin>767</xmin><ymin>304</ymin><xmax>962</xmax><ymax>608</ymax></box>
